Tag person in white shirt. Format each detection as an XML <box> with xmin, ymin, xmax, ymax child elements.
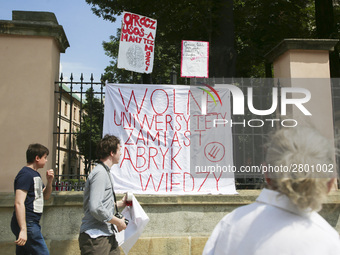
<box><xmin>203</xmin><ymin>127</ymin><xmax>340</xmax><ymax>255</ymax></box>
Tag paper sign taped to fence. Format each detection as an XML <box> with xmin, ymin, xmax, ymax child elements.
<box><xmin>181</xmin><ymin>40</ymin><xmax>209</xmax><ymax>78</ymax></box>
<box><xmin>117</xmin><ymin>12</ymin><xmax>157</xmax><ymax>74</ymax></box>
<box><xmin>103</xmin><ymin>83</ymin><xmax>236</xmax><ymax>195</ymax></box>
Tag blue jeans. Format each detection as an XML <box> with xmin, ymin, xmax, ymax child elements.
<box><xmin>11</xmin><ymin>217</ymin><xmax>49</xmax><ymax>255</ymax></box>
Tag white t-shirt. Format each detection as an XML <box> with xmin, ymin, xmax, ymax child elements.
<box><xmin>203</xmin><ymin>188</ymin><xmax>340</xmax><ymax>255</ymax></box>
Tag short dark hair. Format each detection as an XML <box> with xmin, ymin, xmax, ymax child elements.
<box><xmin>26</xmin><ymin>144</ymin><xmax>49</xmax><ymax>163</ymax></box>
<box><xmin>96</xmin><ymin>135</ymin><xmax>120</xmax><ymax>160</ymax></box>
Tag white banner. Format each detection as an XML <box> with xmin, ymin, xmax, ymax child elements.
<box><xmin>181</xmin><ymin>40</ymin><xmax>209</xmax><ymax>78</ymax></box>
<box><xmin>103</xmin><ymin>84</ymin><xmax>236</xmax><ymax>194</ymax></box>
<box><xmin>117</xmin><ymin>12</ymin><xmax>157</xmax><ymax>74</ymax></box>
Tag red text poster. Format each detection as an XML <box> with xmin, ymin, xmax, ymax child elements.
<box><xmin>118</xmin><ymin>12</ymin><xmax>157</xmax><ymax>73</ymax></box>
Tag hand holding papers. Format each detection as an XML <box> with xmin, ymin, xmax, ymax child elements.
<box><xmin>116</xmin><ymin>194</ymin><xmax>149</xmax><ymax>254</ymax></box>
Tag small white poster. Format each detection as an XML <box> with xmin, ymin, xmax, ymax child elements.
<box><xmin>181</xmin><ymin>40</ymin><xmax>209</xmax><ymax>78</ymax></box>
<box><xmin>117</xmin><ymin>12</ymin><xmax>157</xmax><ymax>74</ymax></box>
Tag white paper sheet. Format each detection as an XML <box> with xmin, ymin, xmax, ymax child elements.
<box><xmin>115</xmin><ymin>195</ymin><xmax>149</xmax><ymax>254</ymax></box>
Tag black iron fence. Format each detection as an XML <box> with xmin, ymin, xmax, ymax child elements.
<box><xmin>54</xmin><ymin>75</ymin><xmax>340</xmax><ymax>191</ymax></box>
<box><xmin>332</xmin><ymin>79</ymin><xmax>340</xmax><ymax>185</ymax></box>
<box><xmin>54</xmin><ymin>74</ymin><xmax>104</xmax><ymax>191</ymax></box>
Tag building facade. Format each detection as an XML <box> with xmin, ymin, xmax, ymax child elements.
<box><xmin>55</xmin><ymin>84</ymin><xmax>85</xmax><ymax>190</ymax></box>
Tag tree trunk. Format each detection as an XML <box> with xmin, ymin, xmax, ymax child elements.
<box><xmin>209</xmin><ymin>0</ymin><xmax>236</xmax><ymax>78</ymax></box>
<box><xmin>142</xmin><ymin>73</ymin><xmax>152</xmax><ymax>84</ymax></box>
<box><xmin>315</xmin><ymin>0</ymin><xmax>334</xmax><ymax>38</ymax></box>
<box><xmin>315</xmin><ymin>0</ymin><xmax>340</xmax><ymax>77</ymax></box>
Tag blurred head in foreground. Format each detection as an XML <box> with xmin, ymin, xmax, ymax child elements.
<box><xmin>202</xmin><ymin>126</ymin><xmax>340</xmax><ymax>255</ymax></box>
<box><xmin>265</xmin><ymin>126</ymin><xmax>337</xmax><ymax>211</ymax></box>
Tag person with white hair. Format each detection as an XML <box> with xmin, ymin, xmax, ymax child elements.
<box><xmin>203</xmin><ymin>127</ymin><xmax>340</xmax><ymax>255</ymax></box>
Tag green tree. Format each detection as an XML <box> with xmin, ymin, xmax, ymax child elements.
<box><xmin>234</xmin><ymin>0</ymin><xmax>340</xmax><ymax>77</ymax></box>
<box><xmin>102</xmin><ymin>32</ymin><xmax>179</xmax><ymax>84</ymax></box>
<box><xmin>87</xmin><ymin>0</ymin><xmax>339</xmax><ymax>79</ymax></box>
<box><xmin>233</xmin><ymin>0</ymin><xmax>316</xmax><ymax>77</ymax></box>
<box><xmin>76</xmin><ymin>88</ymin><xmax>104</xmax><ymax>175</ymax></box>
<box><xmin>87</xmin><ymin>0</ymin><xmax>236</xmax><ymax>82</ymax></box>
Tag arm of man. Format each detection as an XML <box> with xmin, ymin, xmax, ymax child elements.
<box><xmin>108</xmin><ymin>215</ymin><xmax>127</xmax><ymax>232</ymax></box>
<box><xmin>116</xmin><ymin>194</ymin><xmax>127</xmax><ymax>208</ymax></box>
<box><xmin>43</xmin><ymin>169</ymin><xmax>54</xmax><ymax>200</ymax></box>
<box><xmin>14</xmin><ymin>189</ymin><xmax>28</xmax><ymax>246</ymax></box>
<box><xmin>88</xmin><ymin>170</ymin><xmax>115</xmax><ymax>222</ymax></box>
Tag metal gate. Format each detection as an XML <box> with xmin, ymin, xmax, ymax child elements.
<box><xmin>54</xmin><ymin>75</ymin><xmax>340</xmax><ymax>191</ymax></box>
<box><xmin>54</xmin><ymin>74</ymin><xmax>104</xmax><ymax>191</ymax></box>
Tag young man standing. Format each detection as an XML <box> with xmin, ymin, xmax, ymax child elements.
<box><xmin>11</xmin><ymin>143</ymin><xmax>54</xmax><ymax>255</ymax></box>
<box><xmin>79</xmin><ymin>135</ymin><xmax>127</xmax><ymax>255</ymax></box>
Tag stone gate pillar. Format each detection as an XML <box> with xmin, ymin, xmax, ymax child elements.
<box><xmin>265</xmin><ymin>38</ymin><xmax>338</xmax><ymax>140</ymax></box>
<box><xmin>0</xmin><ymin>11</ymin><xmax>69</xmax><ymax>191</ymax></box>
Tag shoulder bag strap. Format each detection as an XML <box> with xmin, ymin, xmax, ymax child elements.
<box><xmin>97</xmin><ymin>161</ymin><xmax>119</xmax><ymax>213</ymax></box>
